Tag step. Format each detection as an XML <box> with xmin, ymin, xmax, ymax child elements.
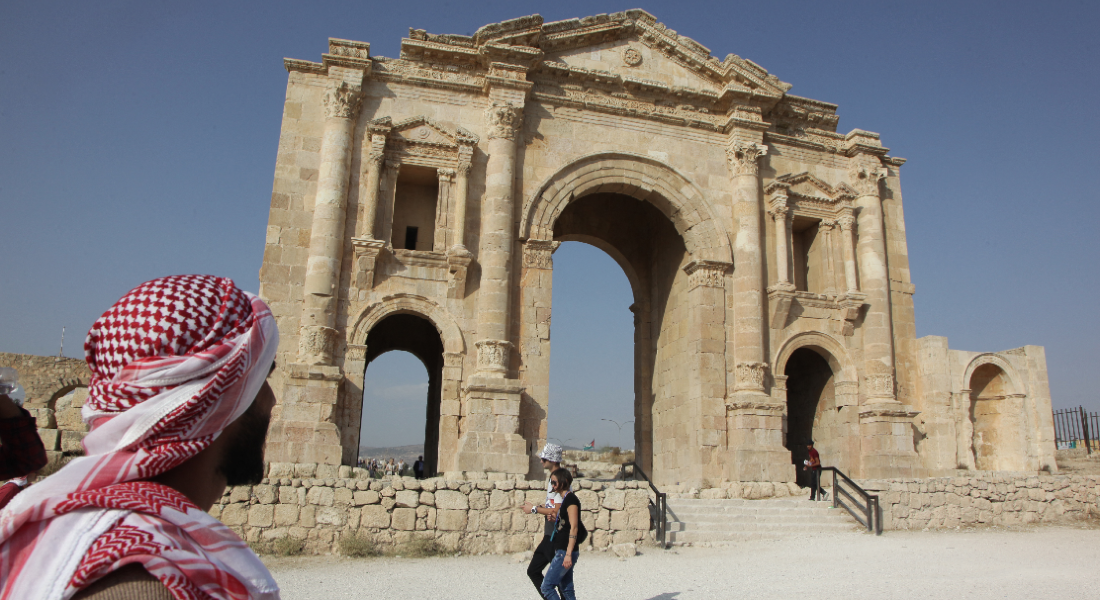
<box><xmin>660</xmin><ymin>497</ymin><xmax>866</xmax><ymax>546</ymax></box>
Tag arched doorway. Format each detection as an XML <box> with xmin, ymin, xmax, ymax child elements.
<box><xmin>360</xmin><ymin>313</ymin><xmax>444</xmax><ymax>476</ymax></box>
<box><xmin>783</xmin><ymin>348</ymin><xmax>838</xmax><ymax>486</ymax></box>
<box><xmin>968</xmin><ymin>363</ymin><xmax>1026</xmax><ymax>471</ymax></box>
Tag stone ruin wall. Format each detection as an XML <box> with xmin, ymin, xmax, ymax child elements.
<box><xmin>213</xmin><ymin>463</ymin><xmax>653</xmax><ymax>556</ymax></box>
<box><xmin>0</xmin><ymin>352</ymin><xmax>91</xmax><ymax>467</ymax></box>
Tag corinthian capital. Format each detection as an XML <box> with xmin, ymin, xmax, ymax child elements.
<box><xmin>323</xmin><ymin>81</ymin><xmax>361</xmax><ymax>119</ymax></box>
<box><xmin>726</xmin><ymin>141</ymin><xmax>768</xmax><ymax>176</ymax></box>
<box><xmin>848</xmin><ymin>162</ymin><xmax>887</xmax><ymax>196</ymax></box>
<box><xmin>486</xmin><ymin>101</ymin><xmax>522</xmax><ymax>141</ymax></box>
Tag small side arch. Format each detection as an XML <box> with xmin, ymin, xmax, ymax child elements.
<box><xmin>773</xmin><ymin>331</ymin><xmax>857</xmax><ymax>384</ymax></box>
<box><xmin>960</xmin><ymin>353</ymin><xmax>1027</xmax><ymax>397</ymax></box>
<box><xmin>347</xmin><ymin>293</ymin><xmax>466</xmax><ymax>356</ymax></box>
<box><xmin>519</xmin><ymin>151</ymin><xmax>732</xmax><ymax>263</ymax></box>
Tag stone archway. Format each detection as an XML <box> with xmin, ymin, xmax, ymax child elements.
<box><xmin>517</xmin><ymin>153</ymin><xmax>733</xmax><ymax>485</ymax></box>
<box><xmin>962</xmin><ymin>355</ymin><xmax>1028</xmax><ymax>471</ymax></box>
<box><xmin>343</xmin><ymin>294</ymin><xmax>467</xmax><ymax>470</ymax></box>
<box><xmin>774</xmin><ymin>332</ymin><xmax>859</xmax><ymax>480</ymax></box>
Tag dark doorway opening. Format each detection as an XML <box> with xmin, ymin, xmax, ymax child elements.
<box><xmin>361</xmin><ymin>313</ymin><xmax>443</xmax><ymax>476</ymax></box>
<box><xmin>784</xmin><ymin>348</ymin><xmax>835</xmax><ymax>486</ymax></box>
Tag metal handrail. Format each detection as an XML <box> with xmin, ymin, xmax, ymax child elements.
<box><xmin>619</xmin><ymin>461</ymin><xmax>668</xmax><ymax>548</ymax></box>
<box><xmin>820</xmin><ymin>466</ymin><xmax>882</xmax><ymax>535</ymax></box>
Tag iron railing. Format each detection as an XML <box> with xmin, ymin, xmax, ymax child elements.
<box><xmin>821</xmin><ymin>466</ymin><xmax>882</xmax><ymax>535</ymax></box>
<box><xmin>1053</xmin><ymin>406</ymin><xmax>1098</xmax><ymax>454</ymax></box>
<box><xmin>618</xmin><ymin>461</ymin><xmax>668</xmax><ymax>548</ymax></box>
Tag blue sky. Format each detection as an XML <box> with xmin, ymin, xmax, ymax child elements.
<box><xmin>3</xmin><ymin>1</ymin><xmax>1097</xmax><ymax>449</ymax></box>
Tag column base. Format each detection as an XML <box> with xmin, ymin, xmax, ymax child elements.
<box><xmin>724</xmin><ymin>392</ymin><xmax>796</xmax><ymax>482</ymax></box>
<box><xmin>452</xmin><ymin>376</ymin><xmax>529</xmax><ymax>475</ymax></box>
<box><xmin>266</xmin><ymin>363</ymin><xmax>344</xmax><ymax>466</ymax></box>
<box><xmin>858</xmin><ymin>404</ymin><xmax>923</xmax><ymax>478</ymax></box>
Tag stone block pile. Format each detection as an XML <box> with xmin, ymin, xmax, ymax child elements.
<box><xmin>210</xmin><ymin>463</ymin><xmax>654</xmax><ymax>555</ymax></box>
<box><xmin>866</xmin><ymin>474</ymin><xmax>1099</xmax><ymax>530</ymax></box>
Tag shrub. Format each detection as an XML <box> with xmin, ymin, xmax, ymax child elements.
<box><xmin>339</xmin><ymin>532</ymin><xmax>381</xmax><ymax>558</ymax></box>
<box><xmin>397</xmin><ymin>537</ymin><xmax>447</xmax><ymax>558</ymax></box>
<box><xmin>251</xmin><ymin>536</ymin><xmax>304</xmax><ymax>557</ymax></box>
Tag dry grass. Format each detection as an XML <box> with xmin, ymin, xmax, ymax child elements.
<box><xmin>252</xmin><ymin>536</ymin><xmax>305</xmax><ymax>557</ymax></box>
<box><xmin>339</xmin><ymin>533</ymin><xmax>382</xmax><ymax>558</ymax></box>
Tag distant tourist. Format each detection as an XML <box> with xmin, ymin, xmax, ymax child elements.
<box><xmin>413</xmin><ymin>455</ymin><xmax>425</xmax><ymax>479</ymax></box>
<box><xmin>804</xmin><ymin>440</ymin><xmax>824</xmax><ymax>501</ymax></box>
<box><xmin>0</xmin><ymin>275</ymin><xmax>280</xmax><ymax>598</ymax></box>
<box><xmin>397</xmin><ymin>459</ymin><xmax>406</xmax><ymax>476</ymax></box>
<box><xmin>540</xmin><ymin>468</ymin><xmax>586</xmax><ymax>600</ymax></box>
<box><xmin>522</xmin><ymin>442</ymin><xmax>564</xmax><ymax>595</ymax></box>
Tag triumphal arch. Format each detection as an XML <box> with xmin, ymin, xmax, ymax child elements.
<box><xmin>259</xmin><ymin>10</ymin><xmax>1057</xmax><ymax>486</ymax></box>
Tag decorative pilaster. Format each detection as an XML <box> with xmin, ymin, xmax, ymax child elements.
<box><xmin>450</xmin><ymin>159</ymin><xmax>472</xmax><ymax>251</ymax></box>
<box><xmin>766</xmin><ymin>188</ymin><xmax>794</xmax><ymax>292</ymax></box>
<box><xmin>434</xmin><ymin>168</ymin><xmax>455</xmax><ymax>252</ymax></box>
<box><xmin>357</xmin><ymin>117</ymin><xmax>391</xmax><ymax>240</ymax></box>
<box><xmin>299</xmin><ymin>77</ymin><xmax>362</xmax><ymax>365</ymax></box>
<box><xmin>849</xmin><ymin>159</ymin><xmax>896</xmax><ymax>402</ymax></box>
<box><xmin>725</xmin><ymin>139</ymin><xmax>769</xmax><ymax>400</ymax></box>
<box><xmin>837</xmin><ymin>209</ymin><xmax>859</xmax><ymax>294</ymax></box>
<box><xmin>380</xmin><ymin>160</ymin><xmax>401</xmax><ymax>246</ymax></box>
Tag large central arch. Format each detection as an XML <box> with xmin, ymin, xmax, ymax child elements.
<box><xmin>517</xmin><ymin>153</ymin><xmax>733</xmax><ymax>485</ymax></box>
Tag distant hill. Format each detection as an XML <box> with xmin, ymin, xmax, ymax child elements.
<box><xmin>358</xmin><ymin>443</ymin><xmax>424</xmax><ymax>464</ymax></box>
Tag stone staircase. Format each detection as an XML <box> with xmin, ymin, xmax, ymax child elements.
<box><xmin>666</xmin><ymin>497</ymin><xmax>864</xmax><ymax>545</ymax></box>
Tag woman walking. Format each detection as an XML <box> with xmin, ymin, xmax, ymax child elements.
<box><xmin>540</xmin><ymin>468</ymin><xmax>587</xmax><ymax>599</ymax></box>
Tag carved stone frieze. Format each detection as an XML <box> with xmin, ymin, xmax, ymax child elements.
<box><xmin>684</xmin><ymin>260</ymin><xmax>729</xmax><ymax>289</ymax></box>
<box><xmin>735</xmin><ymin>361</ymin><xmax>769</xmax><ymax>392</ymax></box>
<box><xmin>725</xmin><ymin>142</ymin><xmax>768</xmax><ymax>176</ymax></box>
<box><xmin>322</xmin><ymin>81</ymin><xmax>361</xmax><ymax>119</ymax></box>
<box><xmin>486</xmin><ymin>101</ymin><xmax>521</xmax><ymax>141</ymax></box>
<box><xmin>476</xmin><ymin>339</ymin><xmax>512</xmax><ymax>375</ymax></box>
<box><xmin>523</xmin><ymin>239</ymin><xmax>560</xmax><ymax>269</ymax></box>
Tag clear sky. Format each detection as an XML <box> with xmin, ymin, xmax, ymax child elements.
<box><xmin>3</xmin><ymin>1</ymin><xmax>1098</xmax><ymax>450</ymax></box>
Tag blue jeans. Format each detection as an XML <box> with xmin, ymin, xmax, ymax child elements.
<box><xmin>540</xmin><ymin>549</ymin><xmax>579</xmax><ymax>600</ymax></box>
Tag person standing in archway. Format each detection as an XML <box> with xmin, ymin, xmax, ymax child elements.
<box><xmin>804</xmin><ymin>440</ymin><xmax>822</xmax><ymax>501</ymax></box>
<box><xmin>413</xmin><ymin>455</ymin><xmax>424</xmax><ymax>479</ymax></box>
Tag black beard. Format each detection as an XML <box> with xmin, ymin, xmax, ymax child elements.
<box><xmin>217</xmin><ymin>405</ymin><xmax>271</xmax><ymax>486</ymax></box>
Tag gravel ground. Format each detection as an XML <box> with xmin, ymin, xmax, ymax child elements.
<box><xmin>264</xmin><ymin>524</ymin><xmax>1100</xmax><ymax>599</ymax></box>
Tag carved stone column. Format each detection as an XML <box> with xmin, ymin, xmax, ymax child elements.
<box><xmin>299</xmin><ymin>79</ymin><xmax>361</xmax><ymax>366</ymax></box>
<box><xmin>837</xmin><ymin>208</ymin><xmax>859</xmax><ymax>294</ymax></box>
<box><xmin>379</xmin><ymin>160</ymin><xmax>401</xmax><ymax>246</ymax></box>
<box><xmin>850</xmin><ymin>160</ymin><xmax>895</xmax><ymax>402</ymax></box>
<box><xmin>726</xmin><ymin>140</ymin><xmax>771</xmax><ymax>401</ymax></box>
<box><xmin>445</xmin><ymin>158</ymin><xmax>473</xmax><ymax>300</ymax></box>
<box><xmin>451</xmin><ymin>152</ymin><xmax>473</xmax><ymax>251</ymax></box>
<box><xmin>767</xmin><ymin>190</ymin><xmax>794</xmax><ymax>291</ymax></box>
<box><xmin>434</xmin><ymin>168</ymin><xmax>455</xmax><ymax>252</ymax></box>
<box><xmin>357</xmin><ymin>118</ymin><xmax>391</xmax><ymax>240</ymax></box>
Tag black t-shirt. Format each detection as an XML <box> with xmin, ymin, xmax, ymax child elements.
<box><xmin>550</xmin><ymin>492</ymin><xmax>588</xmax><ymax>551</ymax></box>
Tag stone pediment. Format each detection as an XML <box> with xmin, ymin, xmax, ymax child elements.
<box><xmin>389</xmin><ymin>116</ymin><xmax>478</xmax><ymax>149</ymax></box>
<box><xmin>768</xmin><ymin>173</ymin><xmax>857</xmax><ymax>205</ymax></box>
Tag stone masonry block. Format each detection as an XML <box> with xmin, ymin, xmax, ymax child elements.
<box><xmin>248</xmin><ymin>505</ymin><xmax>274</xmax><ymax>528</ymax></box>
<box><xmin>437</xmin><ymin>509</ymin><xmax>468</xmax><ymax>531</ymax></box>
<box><xmin>392</xmin><ymin>508</ymin><xmax>416</xmax><ymax>531</ymax></box>
<box><xmin>360</xmin><ymin>505</ymin><xmax>390</xmax><ymax>528</ymax></box>
<box><xmin>435</xmin><ymin>490</ymin><xmax>468</xmax><ymax>510</ymax></box>
<box><xmin>395</xmin><ymin>490</ymin><xmax>420</xmax><ymax>508</ymax></box>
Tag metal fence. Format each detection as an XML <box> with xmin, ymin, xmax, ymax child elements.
<box><xmin>1053</xmin><ymin>406</ymin><xmax>1099</xmax><ymax>454</ymax></box>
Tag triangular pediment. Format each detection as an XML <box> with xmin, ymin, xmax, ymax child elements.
<box><xmin>390</xmin><ymin>116</ymin><xmax>478</xmax><ymax>147</ymax></box>
<box><xmin>769</xmin><ymin>173</ymin><xmax>857</xmax><ymax>203</ymax></box>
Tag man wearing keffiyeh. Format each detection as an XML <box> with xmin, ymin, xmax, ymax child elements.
<box><xmin>0</xmin><ymin>275</ymin><xmax>282</xmax><ymax>600</ymax></box>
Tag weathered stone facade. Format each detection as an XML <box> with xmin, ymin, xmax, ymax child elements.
<box><xmin>258</xmin><ymin>11</ymin><xmax>1057</xmax><ymax>486</ymax></box>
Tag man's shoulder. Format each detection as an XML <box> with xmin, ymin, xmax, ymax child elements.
<box><xmin>73</xmin><ymin>564</ymin><xmax>173</xmax><ymax>600</ymax></box>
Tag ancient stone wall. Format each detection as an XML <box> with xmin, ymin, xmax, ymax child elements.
<box><xmin>0</xmin><ymin>352</ymin><xmax>90</xmax><ymax>407</ymax></box>
<box><xmin>865</xmin><ymin>474</ymin><xmax>1099</xmax><ymax>530</ymax></box>
<box><xmin>212</xmin><ymin>464</ymin><xmax>654</xmax><ymax>555</ymax></box>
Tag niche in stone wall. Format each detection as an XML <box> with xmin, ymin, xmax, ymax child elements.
<box><xmin>791</xmin><ymin>218</ymin><xmax>826</xmax><ymax>293</ymax></box>
<box><xmin>391</xmin><ymin>165</ymin><xmax>438</xmax><ymax>252</ymax></box>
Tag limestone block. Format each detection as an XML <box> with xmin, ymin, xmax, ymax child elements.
<box><xmin>354</xmin><ymin>490</ymin><xmax>380</xmax><ymax>506</ymax></box>
<box><xmin>253</xmin><ymin>485</ymin><xmax>276</xmax><ymax>505</ymax></box>
<box><xmin>380</xmin><ymin>486</ymin><xmax>396</xmax><ymax>498</ymax></box>
<box><xmin>482</xmin><ymin>511</ymin><xmax>503</xmax><ymax>531</ymax></box>
<box><xmin>274</xmin><ymin>504</ymin><xmax>299</xmax><ymax>526</ymax></box>
<box><xmin>627</xmin><ymin>508</ymin><xmax>650</xmax><ymax>530</ymax></box>
<box><xmin>55</xmin><ymin>408</ymin><xmax>86</xmax><ymax>431</ymax></box>
<box><xmin>435</xmin><ymin>490</ymin><xmax>469</xmax><ymax>510</ymax></box>
<box><xmin>278</xmin><ymin>487</ymin><xmax>299</xmax><ymax>505</ymax></box>
<box><xmin>316</xmin><ymin>507</ymin><xmax>345</xmax><ymax>526</ymax></box>
<box><xmin>395</xmin><ymin>490</ymin><xmax>420</xmax><ymax>508</ymax></box>
<box><xmin>307</xmin><ymin>486</ymin><xmax>335</xmax><ymax>506</ymax></box>
<box><xmin>612</xmin><ymin>543</ymin><xmax>637</xmax><ymax>558</ymax></box>
<box><xmin>299</xmin><ymin>506</ymin><xmax>316</xmax><ymax>528</ymax></box>
<box><xmin>360</xmin><ymin>505</ymin><xmax>390</xmax><ymax>528</ymax></box>
<box><xmin>333</xmin><ymin>487</ymin><xmax>353</xmax><ymax>506</ymax></box>
<box><xmin>392</xmin><ymin>508</ymin><xmax>416</xmax><ymax>531</ymax></box>
<box><xmin>596</xmin><ymin>509</ymin><xmax>610</xmax><ymax>530</ymax></box>
<box><xmin>37</xmin><ymin>429</ymin><xmax>60</xmax><ymax>451</ymax></box>
<box><xmin>381</xmin><ymin>498</ymin><xmax>396</xmax><ymax>510</ymax></box>
<box><xmin>602</xmin><ymin>491</ymin><xmax>626</xmax><ymax>511</ymax></box>
<box><xmin>32</xmin><ymin>409</ymin><xmax>56</xmax><ymax>429</ymax></box>
<box><xmin>248</xmin><ymin>505</ymin><xmax>274</xmax><ymax>527</ymax></box>
<box><xmin>466</xmin><ymin>510</ymin><xmax>481</xmax><ymax>531</ymax></box>
<box><xmin>220</xmin><ymin>505</ymin><xmax>247</xmax><ymax>527</ymax></box>
<box><xmin>610</xmin><ymin>510</ymin><xmax>630</xmax><ymax>531</ymax></box>
<box><xmin>60</xmin><ymin>430</ymin><xmax>86</xmax><ymax>452</ymax></box>
<box><xmin>469</xmin><ymin>490</ymin><xmax>488</xmax><ymax>510</ymax></box>
<box><xmin>230</xmin><ymin>487</ymin><xmax>251</xmax><ymax>503</ymax></box>
<box><xmin>419</xmin><ymin>491</ymin><xmax>435</xmax><ymax>506</ymax></box>
<box><xmin>574</xmin><ymin>490</ymin><xmax>598</xmax><ymax>509</ymax></box>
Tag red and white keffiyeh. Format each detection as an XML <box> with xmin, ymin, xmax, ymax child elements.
<box><xmin>0</xmin><ymin>275</ymin><xmax>280</xmax><ymax>600</ymax></box>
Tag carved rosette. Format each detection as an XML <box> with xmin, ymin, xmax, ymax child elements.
<box><xmin>848</xmin><ymin>163</ymin><xmax>887</xmax><ymax>197</ymax></box>
<box><xmin>725</xmin><ymin>141</ymin><xmax>768</xmax><ymax>176</ymax></box>
<box><xmin>864</xmin><ymin>373</ymin><xmax>896</xmax><ymax>399</ymax></box>
<box><xmin>486</xmin><ymin>101</ymin><xmax>521</xmax><ymax>141</ymax></box>
<box><xmin>735</xmin><ymin>362</ymin><xmax>769</xmax><ymax>392</ymax></box>
<box><xmin>684</xmin><ymin>260</ymin><xmax>728</xmax><ymax>289</ymax></box>
<box><xmin>299</xmin><ymin>325</ymin><xmax>338</xmax><ymax>365</ymax></box>
<box><xmin>523</xmin><ymin>239</ymin><xmax>559</xmax><ymax>270</ymax></box>
<box><xmin>322</xmin><ymin>82</ymin><xmax>361</xmax><ymax>120</ymax></box>
<box><xmin>476</xmin><ymin>339</ymin><xmax>512</xmax><ymax>375</ymax></box>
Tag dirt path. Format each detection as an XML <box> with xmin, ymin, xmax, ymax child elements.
<box><xmin>264</xmin><ymin>524</ymin><xmax>1099</xmax><ymax>599</ymax></box>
